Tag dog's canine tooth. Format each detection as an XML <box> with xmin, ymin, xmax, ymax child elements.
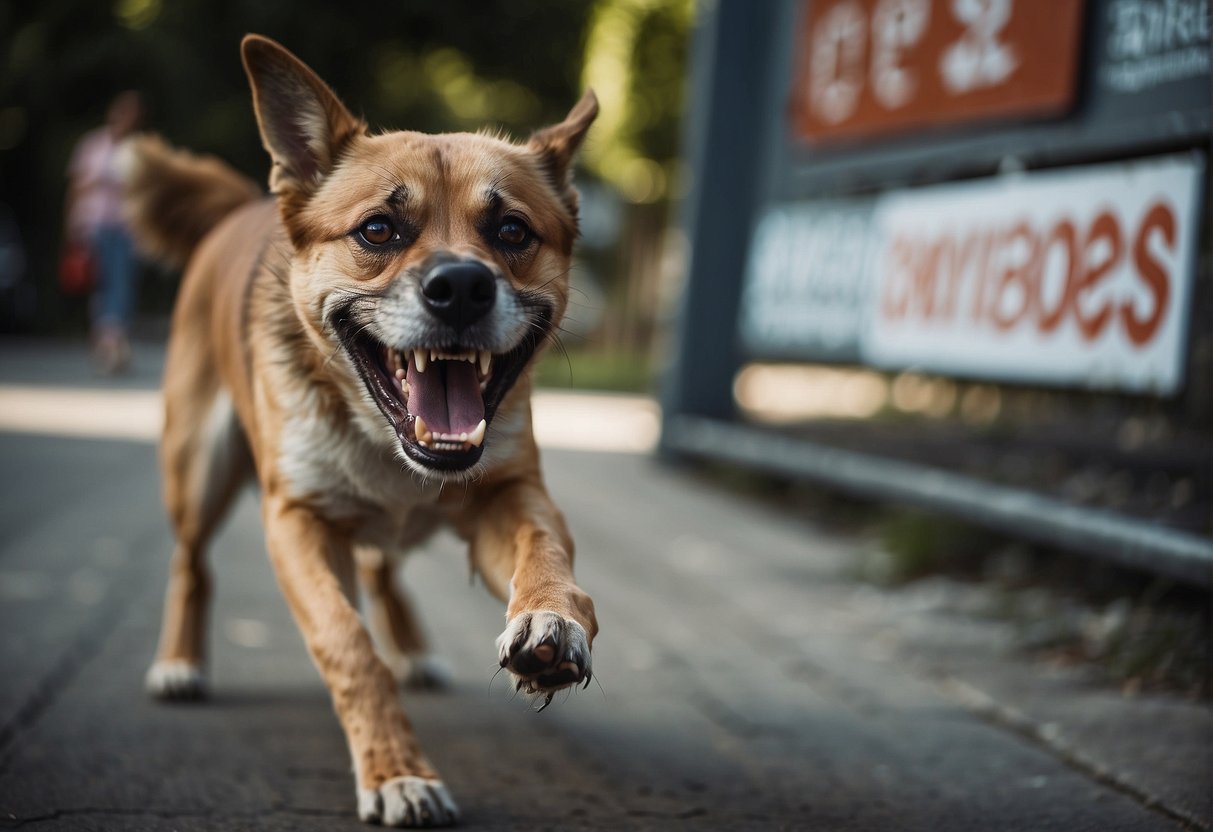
<box><xmin>478</xmin><ymin>350</ymin><xmax>491</xmax><ymax>378</ymax></box>
<box><xmin>414</xmin><ymin>414</ymin><xmax>432</xmax><ymax>443</ymax></box>
<box><xmin>413</xmin><ymin>350</ymin><xmax>427</xmax><ymax>373</ymax></box>
<box><xmin>466</xmin><ymin>419</ymin><xmax>487</xmax><ymax>448</ymax></box>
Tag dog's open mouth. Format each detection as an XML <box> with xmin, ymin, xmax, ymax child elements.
<box><xmin>338</xmin><ymin>324</ymin><xmax>540</xmax><ymax>471</ymax></box>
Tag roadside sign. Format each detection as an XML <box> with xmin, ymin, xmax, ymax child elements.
<box><xmin>790</xmin><ymin>0</ymin><xmax>1085</xmax><ymax>143</ymax></box>
<box><xmin>664</xmin><ymin>0</ymin><xmax>1213</xmax><ymax>584</ymax></box>
<box><xmin>771</xmin><ymin>0</ymin><xmax>1211</xmax><ymax>200</ymax></box>
<box><xmin>742</xmin><ymin>153</ymin><xmax>1205</xmax><ymax>394</ymax></box>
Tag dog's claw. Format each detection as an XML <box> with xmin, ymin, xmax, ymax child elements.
<box><xmin>536</xmin><ymin>691</ymin><xmax>555</xmax><ymax>712</ymax></box>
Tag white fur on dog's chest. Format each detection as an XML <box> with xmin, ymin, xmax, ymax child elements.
<box><xmin>277</xmin><ymin>409</ymin><xmax>441</xmax><ymax>523</ymax></box>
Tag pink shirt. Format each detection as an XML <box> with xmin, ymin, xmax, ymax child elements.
<box><xmin>67</xmin><ymin>128</ymin><xmax>126</xmax><ymax>237</ymax></box>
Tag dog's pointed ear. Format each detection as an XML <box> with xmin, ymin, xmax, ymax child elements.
<box><xmin>528</xmin><ymin>90</ymin><xmax>598</xmax><ymax>201</ymax></box>
<box><xmin>241</xmin><ymin>35</ymin><xmax>364</xmax><ymax>198</ymax></box>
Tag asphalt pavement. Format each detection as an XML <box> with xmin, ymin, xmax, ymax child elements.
<box><xmin>0</xmin><ymin>337</ymin><xmax>1209</xmax><ymax>831</ymax></box>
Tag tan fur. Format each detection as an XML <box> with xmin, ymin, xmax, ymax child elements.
<box><xmin>135</xmin><ymin>35</ymin><xmax>598</xmax><ymax>828</ymax></box>
<box><xmin>121</xmin><ymin>134</ymin><xmax>262</xmax><ymax>269</ymax></box>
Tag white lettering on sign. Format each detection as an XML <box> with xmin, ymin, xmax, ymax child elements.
<box><xmin>864</xmin><ymin>154</ymin><xmax>1203</xmax><ymax>393</ymax></box>
<box><xmin>810</xmin><ymin>1</ymin><xmax>868</xmax><ymax>124</ymax></box>
<box><xmin>807</xmin><ymin>0</ymin><xmax>1024</xmax><ymax>118</ymax></box>
<box><xmin>793</xmin><ymin>0</ymin><xmax>1083</xmax><ymax>142</ymax></box>
<box><xmin>939</xmin><ymin>0</ymin><xmax>1018</xmax><ymax>92</ymax></box>
<box><xmin>871</xmin><ymin>0</ymin><xmax>932</xmax><ymax>108</ymax></box>
<box><xmin>1102</xmin><ymin>0</ymin><xmax>1211</xmax><ymax>92</ymax></box>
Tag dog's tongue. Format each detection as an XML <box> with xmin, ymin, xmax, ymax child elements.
<box><xmin>406</xmin><ymin>357</ymin><xmax>484</xmax><ymax>437</ymax></box>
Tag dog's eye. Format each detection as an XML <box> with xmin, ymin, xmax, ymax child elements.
<box><xmin>497</xmin><ymin>219</ymin><xmax>531</xmax><ymax>247</ymax></box>
<box><xmin>358</xmin><ymin>217</ymin><xmax>397</xmax><ymax>246</ymax></box>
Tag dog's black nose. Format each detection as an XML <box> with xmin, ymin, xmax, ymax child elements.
<box><xmin>419</xmin><ymin>261</ymin><xmax>497</xmax><ymax>330</ymax></box>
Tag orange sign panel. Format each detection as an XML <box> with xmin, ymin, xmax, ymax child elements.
<box><xmin>789</xmin><ymin>0</ymin><xmax>1085</xmax><ymax>143</ymax></box>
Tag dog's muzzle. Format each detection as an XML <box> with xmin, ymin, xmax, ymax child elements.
<box><xmin>334</xmin><ymin>256</ymin><xmax>553</xmax><ymax>473</ymax></box>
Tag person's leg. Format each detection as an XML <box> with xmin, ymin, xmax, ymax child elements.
<box><xmin>91</xmin><ymin>226</ymin><xmax>137</xmax><ymax>372</ymax></box>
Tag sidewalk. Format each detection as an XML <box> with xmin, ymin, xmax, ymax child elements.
<box><xmin>0</xmin><ymin>337</ymin><xmax>1208</xmax><ymax>830</ymax></box>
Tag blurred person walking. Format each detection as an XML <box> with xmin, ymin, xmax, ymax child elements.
<box><xmin>65</xmin><ymin>91</ymin><xmax>143</xmax><ymax>374</ymax></box>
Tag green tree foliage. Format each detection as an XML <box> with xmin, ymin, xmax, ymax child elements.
<box><xmin>582</xmin><ymin>0</ymin><xmax>692</xmax><ymax>203</ymax></box>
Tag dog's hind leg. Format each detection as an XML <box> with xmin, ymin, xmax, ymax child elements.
<box><xmin>357</xmin><ymin>547</ymin><xmax>451</xmax><ymax>690</ymax></box>
<box><xmin>146</xmin><ymin>375</ymin><xmax>251</xmax><ymax>700</ymax></box>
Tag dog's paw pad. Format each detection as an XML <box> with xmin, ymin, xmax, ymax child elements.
<box><xmin>496</xmin><ymin>611</ymin><xmax>591</xmax><ymax>696</ymax></box>
<box><xmin>358</xmin><ymin>776</ymin><xmax>459</xmax><ymax>827</ymax></box>
<box><xmin>145</xmin><ymin>659</ymin><xmax>206</xmax><ymax>701</ymax></box>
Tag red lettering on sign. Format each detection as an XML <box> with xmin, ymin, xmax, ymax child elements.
<box><xmin>912</xmin><ymin>238</ymin><xmax>947</xmax><ymax>319</ymax></box>
<box><xmin>989</xmin><ymin>221</ymin><xmax>1038</xmax><ymax>331</ymax></box>
<box><xmin>1036</xmin><ymin>219</ymin><xmax>1078</xmax><ymax>334</ymax></box>
<box><xmin>881</xmin><ymin>235</ymin><xmax>914</xmax><ymax>320</ymax></box>
<box><xmin>947</xmin><ymin>232</ymin><xmax>989</xmax><ymax>322</ymax></box>
<box><xmin>879</xmin><ymin>202</ymin><xmax>1175</xmax><ymax>349</ymax></box>
<box><xmin>1122</xmin><ymin>202</ymin><xmax>1175</xmax><ymax>347</ymax></box>
<box><xmin>1075</xmin><ymin>211</ymin><xmax>1120</xmax><ymax>342</ymax></box>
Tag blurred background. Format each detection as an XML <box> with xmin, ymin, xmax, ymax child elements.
<box><xmin>0</xmin><ymin>0</ymin><xmax>691</xmax><ymax>390</ymax></box>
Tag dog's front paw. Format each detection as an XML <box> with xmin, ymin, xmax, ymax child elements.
<box><xmin>357</xmin><ymin>775</ymin><xmax>459</xmax><ymax>827</ymax></box>
<box><xmin>496</xmin><ymin>610</ymin><xmax>591</xmax><ymax>702</ymax></box>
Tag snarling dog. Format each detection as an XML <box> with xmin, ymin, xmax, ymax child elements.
<box><xmin>125</xmin><ymin>35</ymin><xmax>598</xmax><ymax>827</ymax></box>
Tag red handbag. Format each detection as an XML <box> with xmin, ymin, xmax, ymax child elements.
<box><xmin>58</xmin><ymin>242</ymin><xmax>96</xmax><ymax>295</ymax></box>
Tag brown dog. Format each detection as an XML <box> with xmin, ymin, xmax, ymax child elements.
<box><xmin>125</xmin><ymin>35</ymin><xmax>598</xmax><ymax>827</ymax></box>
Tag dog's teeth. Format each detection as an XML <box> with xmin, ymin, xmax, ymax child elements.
<box><xmin>394</xmin><ymin>368</ymin><xmax>405</xmax><ymax>381</ymax></box>
<box><xmin>478</xmin><ymin>350</ymin><xmax>492</xmax><ymax>378</ymax></box>
<box><xmin>430</xmin><ymin>349</ymin><xmax>439</xmax><ymax>364</ymax></box>
<box><xmin>414</xmin><ymin>415</ymin><xmax>432</xmax><ymax>443</ymax></box>
<box><xmin>413</xmin><ymin>350</ymin><xmax>427</xmax><ymax>373</ymax></box>
<box><xmin>466</xmin><ymin>419</ymin><xmax>487</xmax><ymax>448</ymax></box>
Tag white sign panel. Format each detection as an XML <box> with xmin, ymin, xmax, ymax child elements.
<box><xmin>864</xmin><ymin>154</ymin><xmax>1204</xmax><ymax>394</ymax></box>
<box><xmin>740</xmin><ymin>200</ymin><xmax>875</xmax><ymax>359</ymax></box>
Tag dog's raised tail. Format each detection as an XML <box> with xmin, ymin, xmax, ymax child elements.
<box><xmin>121</xmin><ymin>134</ymin><xmax>262</xmax><ymax>269</ymax></box>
